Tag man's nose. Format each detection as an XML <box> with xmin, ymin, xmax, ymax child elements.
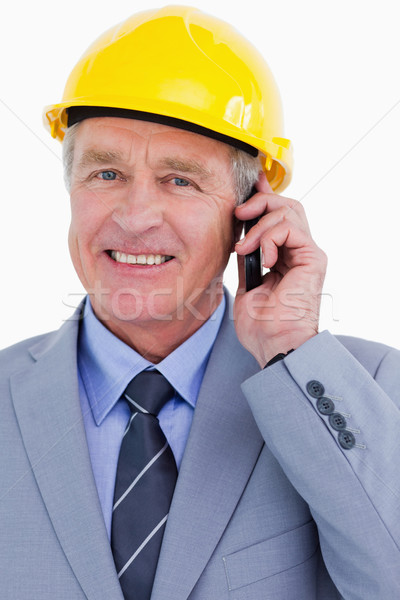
<box><xmin>112</xmin><ymin>180</ymin><xmax>164</xmax><ymax>234</ymax></box>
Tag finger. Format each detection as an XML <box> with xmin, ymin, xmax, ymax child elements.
<box><xmin>255</xmin><ymin>170</ymin><xmax>273</xmax><ymax>194</ymax></box>
<box><xmin>259</xmin><ymin>221</ymin><xmax>321</xmax><ymax>270</ymax></box>
<box><xmin>235</xmin><ymin>205</ymin><xmax>306</xmax><ymax>255</ymax></box>
<box><xmin>234</xmin><ymin>191</ymin><xmax>272</xmax><ymax>220</ymax></box>
<box><xmin>235</xmin><ymin>191</ymin><xmax>306</xmax><ymax>225</ymax></box>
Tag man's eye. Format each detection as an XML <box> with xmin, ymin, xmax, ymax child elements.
<box><xmin>98</xmin><ymin>170</ymin><xmax>117</xmax><ymax>180</ymax></box>
<box><xmin>172</xmin><ymin>177</ymin><xmax>190</xmax><ymax>187</ymax></box>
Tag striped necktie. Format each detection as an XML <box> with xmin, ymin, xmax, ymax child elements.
<box><xmin>111</xmin><ymin>370</ymin><xmax>178</xmax><ymax>600</ymax></box>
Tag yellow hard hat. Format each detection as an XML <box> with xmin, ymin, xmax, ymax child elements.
<box><xmin>43</xmin><ymin>5</ymin><xmax>293</xmax><ymax>192</ymax></box>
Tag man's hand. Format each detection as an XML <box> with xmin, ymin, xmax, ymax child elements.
<box><xmin>233</xmin><ymin>173</ymin><xmax>327</xmax><ymax>368</ymax></box>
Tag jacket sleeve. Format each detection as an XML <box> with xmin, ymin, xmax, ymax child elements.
<box><xmin>241</xmin><ymin>330</ymin><xmax>400</xmax><ymax>600</ymax></box>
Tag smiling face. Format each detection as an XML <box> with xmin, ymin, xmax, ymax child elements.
<box><xmin>68</xmin><ymin>117</ymin><xmax>237</xmax><ymax>355</ymax></box>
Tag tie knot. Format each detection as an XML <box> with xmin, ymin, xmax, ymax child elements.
<box><xmin>123</xmin><ymin>370</ymin><xmax>175</xmax><ymax>416</ymax></box>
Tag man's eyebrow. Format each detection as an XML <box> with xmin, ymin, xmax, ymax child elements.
<box><xmin>77</xmin><ymin>151</ymin><xmax>214</xmax><ymax>178</ymax></box>
<box><xmin>77</xmin><ymin>149</ymin><xmax>123</xmax><ymax>168</ymax></box>
<box><xmin>159</xmin><ymin>157</ymin><xmax>213</xmax><ymax>178</ymax></box>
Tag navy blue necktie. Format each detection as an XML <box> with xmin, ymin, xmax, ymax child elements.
<box><xmin>111</xmin><ymin>371</ymin><xmax>178</xmax><ymax>600</ymax></box>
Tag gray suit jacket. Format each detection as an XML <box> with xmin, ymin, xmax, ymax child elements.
<box><xmin>1</xmin><ymin>298</ymin><xmax>400</xmax><ymax>599</ymax></box>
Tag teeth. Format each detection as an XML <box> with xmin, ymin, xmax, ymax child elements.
<box><xmin>110</xmin><ymin>251</ymin><xmax>172</xmax><ymax>265</ymax></box>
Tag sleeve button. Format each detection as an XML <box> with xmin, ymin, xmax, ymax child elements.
<box><xmin>329</xmin><ymin>412</ymin><xmax>347</xmax><ymax>431</ymax></box>
<box><xmin>338</xmin><ymin>430</ymin><xmax>356</xmax><ymax>449</ymax></box>
<box><xmin>306</xmin><ymin>380</ymin><xmax>325</xmax><ymax>398</ymax></box>
<box><xmin>316</xmin><ymin>397</ymin><xmax>335</xmax><ymax>415</ymax></box>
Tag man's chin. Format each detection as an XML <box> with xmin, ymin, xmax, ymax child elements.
<box><xmin>89</xmin><ymin>276</ymin><xmax>224</xmax><ymax>332</ymax></box>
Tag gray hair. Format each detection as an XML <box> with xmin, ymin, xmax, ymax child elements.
<box><xmin>62</xmin><ymin>122</ymin><xmax>261</xmax><ymax>204</ymax></box>
<box><xmin>228</xmin><ymin>147</ymin><xmax>262</xmax><ymax>205</ymax></box>
<box><xmin>62</xmin><ymin>123</ymin><xmax>79</xmax><ymax>192</ymax></box>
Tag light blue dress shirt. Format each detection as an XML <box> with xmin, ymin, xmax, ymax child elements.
<box><xmin>78</xmin><ymin>296</ymin><xmax>225</xmax><ymax>539</ymax></box>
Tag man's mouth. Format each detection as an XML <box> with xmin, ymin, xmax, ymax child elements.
<box><xmin>108</xmin><ymin>250</ymin><xmax>174</xmax><ymax>265</ymax></box>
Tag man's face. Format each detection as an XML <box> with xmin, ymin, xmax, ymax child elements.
<box><xmin>68</xmin><ymin>117</ymin><xmax>237</xmax><ymax>340</ymax></box>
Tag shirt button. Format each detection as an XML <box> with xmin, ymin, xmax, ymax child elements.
<box><xmin>306</xmin><ymin>380</ymin><xmax>325</xmax><ymax>398</ymax></box>
<box><xmin>329</xmin><ymin>412</ymin><xmax>347</xmax><ymax>431</ymax></box>
<box><xmin>316</xmin><ymin>397</ymin><xmax>335</xmax><ymax>415</ymax></box>
<box><xmin>338</xmin><ymin>430</ymin><xmax>356</xmax><ymax>449</ymax></box>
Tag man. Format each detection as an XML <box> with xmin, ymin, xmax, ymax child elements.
<box><xmin>1</xmin><ymin>6</ymin><xmax>399</xmax><ymax>599</ymax></box>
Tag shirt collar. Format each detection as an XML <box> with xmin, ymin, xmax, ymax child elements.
<box><xmin>78</xmin><ymin>296</ymin><xmax>225</xmax><ymax>426</ymax></box>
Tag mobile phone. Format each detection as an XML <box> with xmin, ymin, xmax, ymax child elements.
<box><xmin>243</xmin><ymin>188</ymin><xmax>262</xmax><ymax>291</ymax></box>
<box><xmin>244</xmin><ymin>219</ymin><xmax>262</xmax><ymax>291</ymax></box>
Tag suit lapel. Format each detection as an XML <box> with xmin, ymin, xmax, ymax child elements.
<box><xmin>10</xmin><ymin>316</ymin><xmax>124</xmax><ymax>600</ymax></box>
<box><xmin>152</xmin><ymin>302</ymin><xmax>263</xmax><ymax>600</ymax></box>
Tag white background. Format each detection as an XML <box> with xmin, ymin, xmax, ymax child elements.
<box><xmin>1</xmin><ymin>0</ymin><xmax>399</xmax><ymax>350</ymax></box>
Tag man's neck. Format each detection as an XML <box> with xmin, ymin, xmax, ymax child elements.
<box><xmin>92</xmin><ymin>294</ymin><xmax>225</xmax><ymax>363</ymax></box>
